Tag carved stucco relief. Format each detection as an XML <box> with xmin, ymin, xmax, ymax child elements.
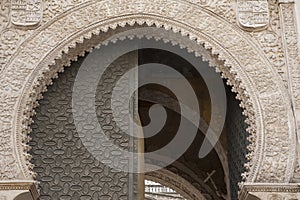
<box><xmin>0</xmin><ymin>0</ymin><xmax>288</xmax><ymax>86</ymax></box>
<box><xmin>0</xmin><ymin>0</ymin><xmax>285</xmax><ymax>82</ymax></box>
<box><xmin>0</xmin><ymin>0</ymin><xmax>36</xmax><ymax>70</ymax></box>
<box><xmin>38</xmin><ymin>0</ymin><xmax>291</xmax><ymax>88</ymax></box>
<box><xmin>279</xmin><ymin>2</ymin><xmax>300</xmax><ymax>181</ymax></box>
<box><xmin>249</xmin><ymin>0</ymin><xmax>288</xmax><ymax>86</ymax></box>
<box><xmin>0</xmin><ymin>0</ymin><xmax>297</xmax><ymax>190</ymax></box>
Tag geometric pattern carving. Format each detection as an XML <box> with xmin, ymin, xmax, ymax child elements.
<box><xmin>0</xmin><ymin>0</ymin><xmax>297</xmax><ymax>193</ymax></box>
<box><xmin>30</xmin><ymin>54</ymin><xmax>137</xmax><ymax>199</ymax></box>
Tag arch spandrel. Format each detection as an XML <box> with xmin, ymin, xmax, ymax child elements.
<box><xmin>0</xmin><ymin>0</ymin><xmax>295</xmax><ymax>189</ymax></box>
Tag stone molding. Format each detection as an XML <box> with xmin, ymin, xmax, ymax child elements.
<box><xmin>240</xmin><ymin>183</ymin><xmax>300</xmax><ymax>200</ymax></box>
<box><xmin>0</xmin><ymin>180</ymin><xmax>38</xmax><ymax>200</ymax></box>
<box><xmin>0</xmin><ymin>0</ymin><xmax>297</xmax><ymax>192</ymax></box>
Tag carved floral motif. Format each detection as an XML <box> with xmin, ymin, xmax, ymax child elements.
<box><xmin>42</xmin><ymin>0</ymin><xmax>89</xmax><ymax>22</ymax></box>
<box><xmin>15</xmin><ymin>0</ymin><xmax>292</xmax><ymax>184</ymax></box>
<box><xmin>247</xmin><ymin>0</ymin><xmax>287</xmax><ymax>86</ymax></box>
<box><xmin>0</xmin><ymin>1</ymin><xmax>297</xmax><ymax>197</ymax></box>
<box><xmin>0</xmin><ymin>125</ymin><xmax>18</xmax><ymax>180</ymax></box>
<box><xmin>279</xmin><ymin>3</ymin><xmax>300</xmax><ymax>181</ymax></box>
<box><xmin>0</xmin><ymin>0</ymin><xmax>10</xmax><ymax>32</ymax></box>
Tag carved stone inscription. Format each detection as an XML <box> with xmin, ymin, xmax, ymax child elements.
<box><xmin>237</xmin><ymin>0</ymin><xmax>269</xmax><ymax>29</ymax></box>
<box><xmin>11</xmin><ymin>0</ymin><xmax>42</xmax><ymax>26</ymax></box>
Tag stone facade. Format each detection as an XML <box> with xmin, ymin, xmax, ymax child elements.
<box><xmin>0</xmin><ymin>0</ymin><xmax>299</xmax><ymax>199</ymax></box>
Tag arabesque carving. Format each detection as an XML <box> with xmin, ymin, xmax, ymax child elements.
<box><xmin>250</xmin><ymin>0</ymin><xmax>287</xmax><ymax>86</ymax></box>
<box><xmin>0</xmin><ymin>1</ymin><xmax>10</xmax><ymax>32</ymax></box>
<box><xmin>279</xmin><ymin>3</ymin><xmax>300</xmax><ymax>181</ymax></box>
<box><xmin>0</xmin><ymin>1</ymin><xmax>298</xmax><ymax>199</ymax></box>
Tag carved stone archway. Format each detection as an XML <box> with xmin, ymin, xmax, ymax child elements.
<box><xmin>0</xmin><ymin>0</ymin><xmax>298</xmax><ymax>199</ymax></box>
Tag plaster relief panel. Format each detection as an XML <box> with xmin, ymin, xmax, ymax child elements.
<box><xmin>0</xmin><ymin>1</ymin><xmax>10</xmax><ymax>31</ymax></box>
<box><xmin>237</xmin><ymin>0</ymin><xmax>269</xmax><ymax>30</ymax></box>
<box><xmin>0</xmin><ymin>0</ymin><xmax>295</xmax><ymax>189</ymax></box>
<box><xmin>11</xmin><ymin>0</ymin><xmax>42</xmax><ymax>26</ymax></box>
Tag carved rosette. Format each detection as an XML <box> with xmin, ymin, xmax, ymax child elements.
<box><xmin>237</xmin><ymin>0</ymin><xmax>269</xmax><ymax>30</ymax></box>
<box><xmin>11</xmin><ymin>0</ymin><xmax>42</xmax><ymax>26</ymax></box>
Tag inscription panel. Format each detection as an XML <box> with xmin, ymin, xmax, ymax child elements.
<box><xmin>237</xmin><ymin>0</ymin><xmax>269</xmax><ymax>29</ymax></box>
<box><xmin>11</xmin><ymin>0</ymin><xmax>42</xmax><ymax>26</ymax></box>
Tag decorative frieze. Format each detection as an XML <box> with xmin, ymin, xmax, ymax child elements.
<box><xmin>279</xmin><ymin>1</ymin><xmax>300</xmax><ymax>181</ymax></box>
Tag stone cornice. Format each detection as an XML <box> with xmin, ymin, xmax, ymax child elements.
<box><xmin>240</xmin><ymin>183</ymin><xmax>300</xmax><ymax>199</ymax></box>
<box><xmin>0</xmin><ymin>180</ymin><xmax>39</xmax><ymax>199</ymax></box>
